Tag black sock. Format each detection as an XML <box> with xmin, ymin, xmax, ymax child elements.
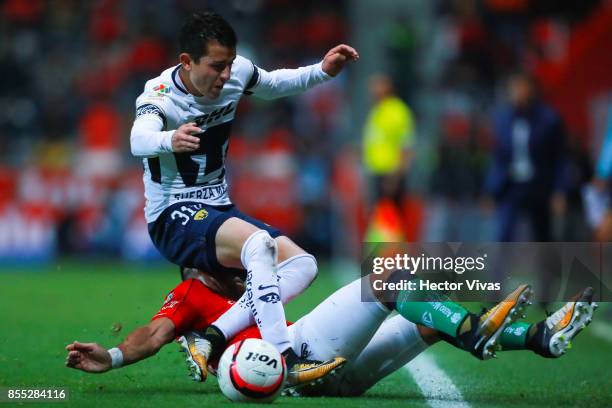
<box><xmin>525</xmin><ymin>321</ymin><xmax>554</xmax><ymax>357</ymax></box>
<box><xmin>282</xmin><ymin>347</ymin><xmax>300</xmax><ymax>367</ymax></box>
<box><xmin>438</xmin><ymin>314</ymin><xmax>479</xmax><ymax>351</ymax></box>
<box><xmin>202</xmin><ymin>325</ymin><xmax>226</xmax><ymax>361</ymax></box>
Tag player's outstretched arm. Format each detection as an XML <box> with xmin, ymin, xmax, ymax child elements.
<box><xmin>65</xmin><ymin>318</ymin><xmax>175</xmax><ymax>373</ymax></box>
<box><xmin>249</xmin><ymin>44</ymin><xmax>359</xmax><ymax>100</ymax></box>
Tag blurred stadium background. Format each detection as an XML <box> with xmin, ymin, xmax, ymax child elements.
<box><xmin>0</xmin><ymin>0</ymin><xmax>611</xmax><ymax>263</ymax></box>
<box><xmin>1</xmin><ymin>0</ymin><xmax>612</xmax><ymax>406</ymax></box>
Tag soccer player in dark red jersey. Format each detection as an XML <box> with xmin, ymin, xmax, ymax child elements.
<box><xmin>65</xmin><ymin>269</ymin><xmax>597</xmax><ymax>396</ymax></box>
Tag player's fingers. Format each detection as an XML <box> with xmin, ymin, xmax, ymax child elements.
<box><xmin>337</xmin><ymin>44</ymin><xmax>359</xmax><ymax>58</ymax></box>
<box><xmin>182</xmin><ymin>124</ymin><xmax>202</xmax><ymax>135</ymax></box>
<box><xmin>179</xmin><ymin>140</ymin><xmax>200</xmax><ymax>151</ymax></box>
<box><xmin>330</xmin><ymin>44</ymin><xmax>359</xmax><ymax>59</ymax></box>
<box><xmin>73</xmin><ymin>342</ymin><xmax>96</xmax><ymax>352</ymax></box>
<box><xmin>66</xmin><ymin>354</ymin><xmax>81</xmax><ymax>367</ymax></box>
<box><xmin>179</xmin><ymin>134</ymin><xmax>201</xmax><ymax>144</ymax></box>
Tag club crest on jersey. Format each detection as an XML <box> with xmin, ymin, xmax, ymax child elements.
<box><xmin>194</xmin><ymin>209</ymin><xmax>208</xmax><ymax>220</ymax></box>
<box><xmin>194</xmin><ymin>102</ymin><xmax>235</xmax><ymax>126</ymax></box>
<box><xmin>153</xmin><ymin>83</ymin><xmax>171</xmax><ymax>94</ymax></box>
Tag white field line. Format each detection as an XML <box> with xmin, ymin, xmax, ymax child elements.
<box><xmin>404</xmin><ymin>353</ymin><xmax>471</xmax><ymax>408</ymax></box>
<box><xmin>590</xmin><ymin>321</ymin><xmax>612</xmax><ymax>343</ymax></box>
<box><xmin>329</xmin><ymin>263</ymin><xmax>470</xmax><ymax>408</ymax></box>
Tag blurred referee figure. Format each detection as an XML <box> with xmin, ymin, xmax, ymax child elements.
<box><xmin>362</xmin><ymin>74</ymin><xmax>415</xmax><ymax>241</ymax></box>
<box><xmin>129</xmin><ymin>11</ymin><xmax>357</xmax><ymax>385</ymax></box>
<box><xmin>485</xmin><ymin>71</ymin><xmax>568</xmax><ymax>242</ymax></box>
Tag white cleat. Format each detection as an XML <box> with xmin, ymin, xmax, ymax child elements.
<box><xmin>536</xmin><ymin>287</ymin><xmax>597</xmax><ymax>358</ymax></box>
<box><xmin>177</xmin><ymin>331</ymin><xmax>211</xmax><ymax>382</ymax></box>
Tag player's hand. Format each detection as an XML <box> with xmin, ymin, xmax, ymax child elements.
<box><xmin>65</xmin><ymin>341</ymin><xmax>112</xmax><ymax>373</ymax></box>
<box><xmin>172</xmin><ymin>123</ymin><xmax>202</xmax><ymax>153</ymax></box>
<box><xmin>322</xmin><ymin>44</ymin><xmax>359</xmax><ymax>77</ymax></box>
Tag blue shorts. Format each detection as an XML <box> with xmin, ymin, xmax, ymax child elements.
<box><xmin>148</xmin><ymin>202</ymin><xmax>282</xmax><ymax>274</ymax></box>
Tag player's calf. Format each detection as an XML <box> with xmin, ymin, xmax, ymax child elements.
<box><xmin>378</xmin><ymin>271</ymin><xmax>532</xmax><ymax>360</ymax></box>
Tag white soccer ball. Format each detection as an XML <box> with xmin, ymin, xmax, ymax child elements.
<box><xmin>217</xmin><ymin>338</ymin><xmax>286</xmax><ymax>403</ymax></box>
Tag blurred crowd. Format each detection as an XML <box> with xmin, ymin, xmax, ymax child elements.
<box><xmin>0</xmin><ymin>0</ymin><xmax>610</xmax><ymax>263</ymax></box>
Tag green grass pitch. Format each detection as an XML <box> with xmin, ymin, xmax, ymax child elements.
<box><xmin>0</xmin><ymin>261</ymin><xmax>610</xmax><ymax>407</ymax></box>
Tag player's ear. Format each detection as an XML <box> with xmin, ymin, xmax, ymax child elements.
<box><xmin>179</xmin><ymin>53</ymin><xmax>194</xmax><ymax>70</ymax></box>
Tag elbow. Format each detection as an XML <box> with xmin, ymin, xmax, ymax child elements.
<box><xmin>129</xmin><ymin>130</ymin><xmax>142</xmax><ymax>157</ymax></box>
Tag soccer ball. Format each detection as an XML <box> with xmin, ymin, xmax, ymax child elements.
<box><xmin>217</xmin><ymin>338</ymin><xmax>287</xmax><ymax>403</ymax></box>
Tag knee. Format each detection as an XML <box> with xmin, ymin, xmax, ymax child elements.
<box><xmin>241</xmin><ymin>230</ymin><xmax>278</xmax><ymax>267</ymax></box>
<box><xmin>282</xmin><ymin>254</ymin><xmax>318</xmax><ymax>284</ymax></box>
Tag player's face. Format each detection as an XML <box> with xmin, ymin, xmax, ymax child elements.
<box><xmin>508</xmin><ymin>77</ymin><xmax>533</xmax><ymax>109</ymax></box>
<box><xmin>184</xmin><ymin>41</ymin><xmax>236</xmax><ymax>99</ymax></box>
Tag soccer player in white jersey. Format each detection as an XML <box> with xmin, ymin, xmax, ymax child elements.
<box><xmin>129</xmin><ymin>11</ymin><xmax>357</xmax><ymax>385</ymax></box>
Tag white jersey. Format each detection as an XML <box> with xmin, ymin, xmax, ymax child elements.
<box><xmin>131</xmin><ymin>55</ymin><xmax>331</xmax><ymax>222</ymax></box>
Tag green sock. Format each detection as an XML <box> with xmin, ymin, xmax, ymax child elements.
<box><xmin>395</xmin><ymin>281</ymin><xmax>469</xmax><ymax>338</ymax></box>
<box><xmin>499</xmin><ymin>322</ymin><xmax>532</xmax><ymax>350</ymax></box>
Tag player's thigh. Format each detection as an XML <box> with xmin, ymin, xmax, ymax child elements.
<box><xmin>216</xmin><ymin>206</ymin><xmax>289</xmax><ymax>267</ymax></box>
<box><xmin>215</xmin><ymin>218</ymin><xmax>308</xmax><ymax>264</ymax></box>
<box><xmin>290</xmin><ymin>278</ymin><xmax>389</xmax><ymax>362</ymax></box>
<box><xmin>148</xmin><ymin>202</ymin><xmax>242</xmax><ymax>271</ymax></box>
<box><xmin>275</xmin><ymin>236</ymin><xmax>308</xmax><ymax>263</ymax></box>
<box><xmin>215</xmin><ymin>217</ymin><xmax>263</xmax><ymax>269</ymax></box>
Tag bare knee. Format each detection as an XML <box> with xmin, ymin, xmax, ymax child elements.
<box><xmin>215</xmin><ymin>218</ymin><xmax>262</xmax><ymax>268</ymax></box>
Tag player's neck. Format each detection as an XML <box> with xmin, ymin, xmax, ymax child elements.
<box><xmin>178</xmin><ymin>67</ymin><xmax>203</xmax><ymax>97</ymax></box>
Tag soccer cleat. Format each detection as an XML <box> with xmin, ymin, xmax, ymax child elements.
<box><xmin>472</xmin><ymin>284</ymin><xmax>533</xmax><ymax>360</ymax></box>
<box><xmin>532</xmin><ymin>287</ymin><xmax>597</xmax><ymax>358</ymax></box>
<box><xmin>284</xmin><ymin>356</ymin><xmax>347</xmax><ymax>388</ymax></box>
<box><xmin>177</xmin><ymin>331</ymin><xmax>211</xmax><ymax>382</ymax></box>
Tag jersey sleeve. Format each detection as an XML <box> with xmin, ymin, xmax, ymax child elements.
<box><xmin>151</xmin><ymin>280</ymin><xmax>199</xmax><ymax>335</ymax></box>
<box><xmin>244</xmin><ymin>61</ymin><xmax>332</xmax><ymax>100</ymax></box>
<box><xmin>131</xmin><ymin>82</ymin><xmax>180</xmax><ymax>157</ymax></box>
<box><xmin>135</xmin><ymin>80</ymin><xmax>179</xmax><ymax>129</ymax></box>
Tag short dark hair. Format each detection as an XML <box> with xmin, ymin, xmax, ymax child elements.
<box><xmin>179</xmin><ymin>12</ymin><xmax>237</xmax><ymax>62</ymax></box>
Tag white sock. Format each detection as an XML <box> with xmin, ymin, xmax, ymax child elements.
<box><xmin>239</xmin><ymin>230</ymin><xmax>291</xmax><ymax>352</ymax></box>
<box><xmin>212</xmin><ymin>254</ymin><xmax>318</xmax><ymax>346</ymax></box>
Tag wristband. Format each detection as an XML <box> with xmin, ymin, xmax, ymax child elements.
<box><xmin>108</xmin><ymin>347</ymin><xmax>124</xmax><ymax>368</ymax></box>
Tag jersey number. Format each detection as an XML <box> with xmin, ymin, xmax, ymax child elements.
<box><xmin>174</xmin><ymin>121</ymin><xmax>232</xmax><ymax>186</ymax></box>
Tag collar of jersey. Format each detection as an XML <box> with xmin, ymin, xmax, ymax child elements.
<box><xmin>172</xmin><ymin>65</ymin><xmax>220</xmax><ymax>104</ymax></box>
<box><xmin>171</xmin><ymin>65</ymin><xmax>189</xmax><ymax>95</ymax></box>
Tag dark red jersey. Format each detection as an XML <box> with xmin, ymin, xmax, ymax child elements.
<box><xmin>151</xmin><ymin>278</ymin><xmax>235</xmax><ymax>334</ymax></box>
<box><xmin>151</xmin><ymin>278</ymin><xmax>290</xmax><ymax>345</ymax></box>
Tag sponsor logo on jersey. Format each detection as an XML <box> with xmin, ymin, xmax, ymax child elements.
<box><xmin>160</xmin><ymin>300</ymin><xmax>179</xmax><ymax>311</ymax></box>
<box><xmin>422</xmin><ymin>312</ymin><xmax>434</xmax><ymax>328</ymax></box>
<box><xmin>172</xmin><ymin>184</ymin><xmax>228</xmax><ymax>201</ymax></box>
<box><xmin>194</xmin><ymin>209</ymin><xmax>208</xmax><ymax>220</ymax></box>
<box><xmin>153</xmin><ymin>83</ymin><xmax>171</xmax><ymax>94</ymax></box>
<box><xmin>164</xmin><ymin>291</ymin><xmax>174</xmax><ymax>304</ymax></box>
<box><xmin>194</xmin><ymin>102</ymin><xmax>235</xmax><ymax>126</ymax></box>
